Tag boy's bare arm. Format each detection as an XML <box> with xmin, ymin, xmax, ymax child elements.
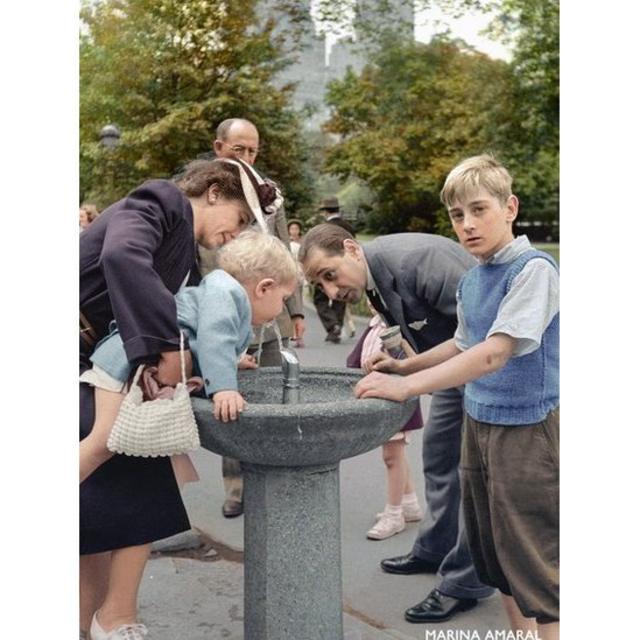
<box><xmin>355</xmin><ymin>334</ymin><xmax>516</xmax><ymax>401</ymax></box>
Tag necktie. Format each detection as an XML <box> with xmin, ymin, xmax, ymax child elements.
<box><xmin>366</xmin><ymin>289</ymin><xmax>385</xmax><ymax>315</ymax></box>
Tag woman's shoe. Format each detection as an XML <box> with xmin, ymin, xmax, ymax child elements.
<box><xmin>90</xmin><ymin>612</ymin><xmax>149</xmax><ymax>639</ymax></box>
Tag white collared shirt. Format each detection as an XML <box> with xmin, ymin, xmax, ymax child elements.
<box><xmin>454</xmin><ymin>236</ymin><xmax>559</xmax><ymax>357</ymax></box>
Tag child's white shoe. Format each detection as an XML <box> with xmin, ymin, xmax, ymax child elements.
<box><xmin>375</xmin><ymin>501</ymin><xmax>423</xmax><ymax>523</ymax></box>
<box><xmin>402</xmin><ymin>500</ymin><xmax>423</xmax><ymax>522</ymax></box>
<box><xmin>90</xmin><ymin>612</ymin><xmax>148</xmax><ymax>639</ymax></box>
<box><xmin>367</xmin><ymin>509</ymin><xmax>405</xmax><ymax>540</ymax></box>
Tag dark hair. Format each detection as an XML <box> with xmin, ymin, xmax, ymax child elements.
<box><xmin>298</xmin><ymin>223</ymin><xmax>354</xmax><ymax>263</ymax></box>
<box><xmin>175</xmin><ymin>159</ymin><xmax>253</xmax><ymax>223</ymax></box>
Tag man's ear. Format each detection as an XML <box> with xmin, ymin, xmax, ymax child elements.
<box><xmin>343</xmin><ymin>238</ymin><xmax>361</xmax><ymax>258</ymax></box>
<box><xmin>255</xmin><ymin>278</ymin><xmax>275</xmax><ymax>297</ymax></box>
<box><xmin>213</xmin><ymin>139</ymin><xmax>224</xmax><ymax>154</ymax></box>
<box><xmin>506</xmin><ymin>195</ymin><xmax>519</xmax><ymax>223</ymax></box>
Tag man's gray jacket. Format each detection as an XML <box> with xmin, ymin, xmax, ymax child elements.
<box><xmin>363</xmin><ymin>233</ymin><xmax>476</xmax><ymax>353</ymax></box>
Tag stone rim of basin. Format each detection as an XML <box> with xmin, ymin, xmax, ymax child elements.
<box><xmin>192</xmin><ymin>367</ymin><xmax>419</xmax><ymax>465</ymax></box>
<box><xmin>203</xmin><ymin>366</ymin><xmax>412</xmax><ymax>417</ymax></box>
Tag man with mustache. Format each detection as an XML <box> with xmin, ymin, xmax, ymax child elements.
<box><xmin>299</xmin><ymin>224</ymin><xmax>495</xmax><ymax>623</ymax></box>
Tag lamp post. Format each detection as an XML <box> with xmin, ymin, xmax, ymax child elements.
<box><xmin>99</xmin><ymin>124</ymin><xmax>121</xmax><ymax>149</ymax></box>
<box><xmin>99</xmin><ymin>124</ymin><xmax>121</xmax><ymax>202</ymax></box>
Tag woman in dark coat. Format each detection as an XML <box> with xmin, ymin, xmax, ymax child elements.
<box><xmin>79</xmin><ymin>158</ymin><xmax>263</xmax><ymax>639</ymax></box>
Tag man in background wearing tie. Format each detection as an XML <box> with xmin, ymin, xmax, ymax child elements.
<box><xmin>298</xmin><ymin>224</ymin><xmax>495</xmax><ymax>624</ymax></box>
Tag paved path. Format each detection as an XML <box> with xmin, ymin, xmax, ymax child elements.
<box><xmin>139</xmin><ymin>304</ymin><xmax>509</xmax><ymax>639</ymax></box>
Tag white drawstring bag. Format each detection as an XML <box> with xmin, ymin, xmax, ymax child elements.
<box><xmin>107</xmin><ymin>332</ymin><xmax>201</xmax><ymax>457</ymax></box>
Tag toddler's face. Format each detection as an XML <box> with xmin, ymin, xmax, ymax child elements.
<box><xmin>447</xmin><ymin>187</ymin><xmax>518</xmax><ymax>261</ymax></box>
<box><xmin>250</xmin><ymin>278</ymin><xmax>297</xmax><ymax>327</ymax></box>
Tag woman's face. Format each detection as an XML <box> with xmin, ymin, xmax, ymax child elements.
<box><xmin>288</xmin><ymin>223</ymin><xmax>301</xmax><ymax>241</ymax></box>
<box><xmin>198</xmin><ymin>197</ymin><xmax>249</xmax><ymax>249</ymax></box>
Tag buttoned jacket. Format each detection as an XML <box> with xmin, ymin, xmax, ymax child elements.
<box><xmin>363</xmin><ymin>234</ymin><xmax>476</xmax><ymax>354</ymax></box>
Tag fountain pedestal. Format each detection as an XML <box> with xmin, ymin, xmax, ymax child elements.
<box><xmin>193</xmin><ymin>367</ymin><xmax>418</xmax><ymax>640</ymax></box>
<box><xmin>244</xmin><ymin>463</ymin><xmax>342</xmax><ymax>639</ymax></box>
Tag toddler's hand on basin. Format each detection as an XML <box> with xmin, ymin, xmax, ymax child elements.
<box><xmin>213</xmin><ymin>390</ymin><xmax>247</xmax><ymax>422</ymax></box>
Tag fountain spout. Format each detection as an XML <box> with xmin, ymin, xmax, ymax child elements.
<box><xmin>280</xmin><ymin>347</ymin><xmax>300</xmax><ymax>404</ymax></box>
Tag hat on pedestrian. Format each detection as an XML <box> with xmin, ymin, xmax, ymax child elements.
<box><xmin>318</xmin><ymin>196</ymin><xmax>340</xmax><ymax>212</ymax></box>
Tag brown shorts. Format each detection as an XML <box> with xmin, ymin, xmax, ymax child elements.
<box><xmin>461</xmin><ymin>408</ymin><xmax>559</xmax><ymax>624</ymax></box>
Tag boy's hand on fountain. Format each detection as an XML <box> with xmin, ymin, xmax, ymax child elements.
<box><xmin>363</xmin><ymin>350</ymin><xmax>401</xmax><ymax>375</ymax></box>
<box><xmin>238</xmin><ymin>354</ymin><xmax>258</xmax><ymax>370</ymax></box>
<box><xmin>213</xmin><ymin>390</ymin><xmax>247</xmax><ymax>422</ymax></box>
<box><xmin>354</xmin><ymin>371</ymin><xmax>410</xmax><ymax>402</ymax></box>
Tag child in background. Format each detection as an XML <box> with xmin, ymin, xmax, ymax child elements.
<box><xmin>347</xmin><ymin>304</ymin><xmax>423</xmax><ymax>540</ymax></box>
<box><xmin>79</xmin><ymin>230</ymin><xmax>299</xmax><ymax>483</ymax></box>
<box><xmin>287</xmin><ymin>219</ymin><xmax>306</xmax><ymax>347</ymax></box>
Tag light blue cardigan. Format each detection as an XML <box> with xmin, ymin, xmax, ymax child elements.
<box><xmin>90</xmin><ymin>270</ymin><xmax>253</xmax><ymax>397</ymax></box>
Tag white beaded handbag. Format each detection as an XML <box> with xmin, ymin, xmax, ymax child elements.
<box><xmin>107</xmin><ymin>331</ymin><xmax>201</xmax><ymax>457</ymax></box>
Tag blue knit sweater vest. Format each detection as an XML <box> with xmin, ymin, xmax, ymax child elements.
<box><xmin>459</xmin><ymin>249</ymin><xmax>559</xmax><ymax>425</ymax></box>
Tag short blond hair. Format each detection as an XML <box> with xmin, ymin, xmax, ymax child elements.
<box><xmin>80</xmin><ymin>203</ymin><xmax>100</xmax><ymax>223</ymax></box>
<box><xmin>440</xmin><ymin>154</ymin><xmax>513</xmax><ymax>208</ymax></box>
<box><xmin>217</xmin><ymin>230</ymin><xmax>300</xmax><ymax>286</ymax></box>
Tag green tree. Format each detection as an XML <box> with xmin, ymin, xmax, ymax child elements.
<box><xmin>323</xmin><ymin>36</ymin><xmax>513</xmax><ymax>233</ymax></box>
<box><xmin>485</xmin><ymin>0</ymin><xmax>559</xmax><ymax>233</ymax></box>
<box><xmin>80</xmin><ymin>0</ymin><xmax>315</xmax><ymax>212</ymax></box>
<box><xmin>316</xmin><ymin>0</ymin><xmax>559</xmax><ymax>236</ymax></box>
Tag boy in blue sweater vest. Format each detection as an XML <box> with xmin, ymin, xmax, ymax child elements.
<box><xmin>355</xmin><ymin>155</ymin><xmax>559</xmax><ymax>639</ymax></box>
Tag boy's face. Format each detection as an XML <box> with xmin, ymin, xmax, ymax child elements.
<box><xmin>302</xmin><ymin>240</ymin><xmax>368</xmax><ymax>303</ymax></box>
<box><xmin>447</xmin><ymin>188</ymin><xmax>518</xmax><ymax>261</ymax></box>
<box><xmin>248</xmin><ymin>278</ymin><xmax>297</xmax><ymax>327</ymax></box>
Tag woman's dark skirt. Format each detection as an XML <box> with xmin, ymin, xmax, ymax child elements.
<box><xmin>79</xmin><ymin>381</ymin><xmax>191</xmax><ymax>555</ymax></box>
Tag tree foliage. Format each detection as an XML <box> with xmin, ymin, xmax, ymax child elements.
<box><xmin>317</xmin><ymin>0</ymin><xmax>559</xmax><ymax>236</ymax></box>
<box><xmin>79</xmin><ymin>0</ymin><xmax>315</xmax><ymax>212</ymax></box>
<box><xmin>323</xmin><ymin>36</ymin><xmax>513</xmax><ymax>234</ymax></box>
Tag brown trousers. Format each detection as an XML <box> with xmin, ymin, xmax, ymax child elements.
<box><xmin>461</xmin><ymin>409</ymin><xmax>559</xmax><ymax>623</ymax></box>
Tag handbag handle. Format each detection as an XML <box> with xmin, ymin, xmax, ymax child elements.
<box><xmin>130</xmin><ymin>331</ymin><xmax>188</xmax><ymax>388</ymax></box>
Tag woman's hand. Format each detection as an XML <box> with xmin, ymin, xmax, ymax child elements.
<box><xmin>157</xmin><ymin>349</ymin><xmax>192</xmax><ymax>386</ymax></box>
<box><xmin>354</xmin><ymin>371</ymin><xmax>411</xmax><ymax>402</ymax></box>
<box><xmin>213</xmin><ymin>390</ymin><xmax>247</xmax><ymax>422</ymax></box>
<box><xmin>363</xmin><ymin>350</ymin><xmax>403</xmax><ymax>375</ymax></box>
<box><xmin>238</xmin><ymin>354</ymin><xmax>258</xmax><ymax>370</ymax></box>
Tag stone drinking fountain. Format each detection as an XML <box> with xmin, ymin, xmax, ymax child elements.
<box><xmin>192</xmin><ymin>348</ymin><xmax>418</xmax><ymax>640</ymax></box>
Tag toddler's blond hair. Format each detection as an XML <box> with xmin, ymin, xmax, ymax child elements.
<box><xmin>440</xmin><ymin>154</ymin><xmax>513</xmax><ymax>209</ymax></box>
<box><xmin>217</xmin><ymin>230</ymin><xmax>300</xmax><ymax>286</ymax></box>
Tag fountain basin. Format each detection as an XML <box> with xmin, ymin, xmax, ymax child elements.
<box><xmin>192</xmin><ymin>366</ymin><xmax>419</xmax><ymax>467</ymax></box>
<box><xmin>192</xmin><ymin>366</ymin><xmax>419</xmax><ymax>639</ymax></box>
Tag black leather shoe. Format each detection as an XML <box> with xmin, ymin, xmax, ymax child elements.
<box><xmin>380</xmin><ymin>553</ymin><xmax>440</xmax><ymax>575</ymax></box>
<box><xmin>222</xmin><ymin>499</ymin><xmax>243</xmax><ymax>518</ymax></box>
<box><xmin>405</xmin><ymin>589</ymin><xmax>478</xmax><ymax>623</ymax></box>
